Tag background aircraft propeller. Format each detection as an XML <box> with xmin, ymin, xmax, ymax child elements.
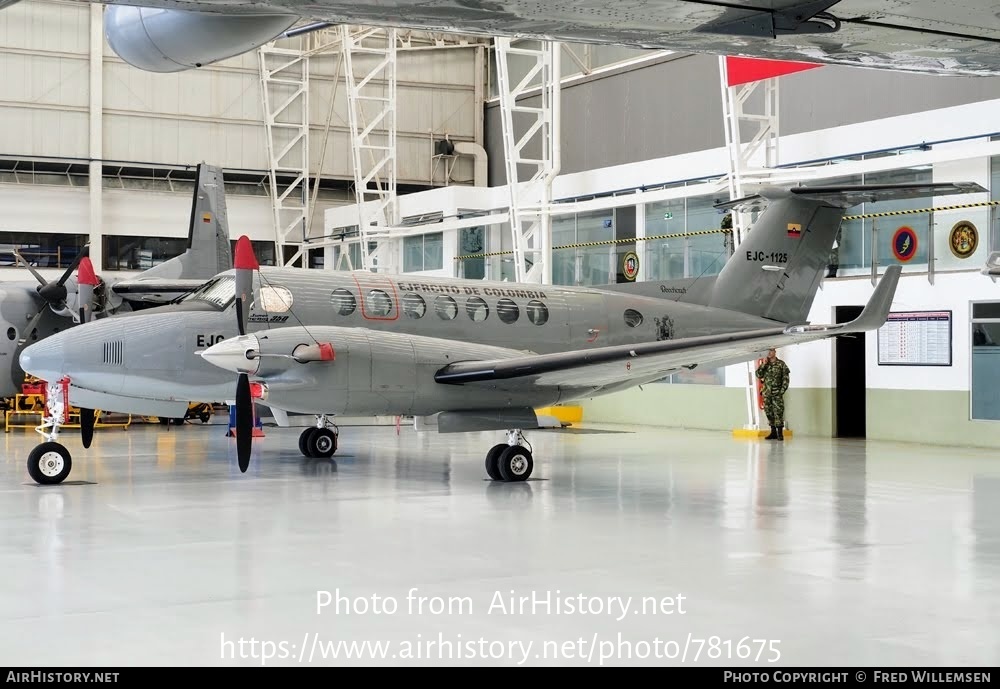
<box><xmin>11</xmin><ymin>245</ymin><xmax>97</xmax><ymax>391</ymax></box>
<box><xmin>14</xmin><ymin>244</ymin><xmax>90</xmax><ymax>317</ymax></box>
<box><xmin>232</xmin><ymin>235</ymin><xmax>259</xmax><ymax>472</ymax></box>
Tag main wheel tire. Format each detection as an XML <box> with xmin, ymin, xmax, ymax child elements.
<box><xmin>298</xmin><ymin>428</ymin><xmax>318</xmax><ymax>457</ymax></box>
<box><xmin>308</xmin><ymin>428</ymin><xmax>338</xmax><ymax>458</ymax></box>
<box><xmin>497</xmin><ymin>445</ymin><xmax>533</xmax><ymax>482</ymax></box>
<box><xmin>27</xmin><ymin>442</ymin><xmax>72</xmax><ymax>485</ymax></box>
<box><xmin>484</xmin><ymin>443</ymin><xmax>507</xmax><ymax>481</ymax></box>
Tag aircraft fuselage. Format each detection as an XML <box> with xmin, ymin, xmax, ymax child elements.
<box><xmin>19</xmin><ymin>266</ymin><xmax>778</xmax><ymax>417</ymax></box>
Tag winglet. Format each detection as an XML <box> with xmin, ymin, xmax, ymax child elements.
<box><xmin>982</xmin><ymin>250</ymin><xmax>1000</xmax><ymax>277</ymax></box>
<box><xmin>234</xmin><ymin>235</ymin><xmax>259</xmax><ymax>271</ymax></box>
<box><xmin>784</xmin><ymin>265</ymin><xmax>901</xmax><ymax>336</ymax></box>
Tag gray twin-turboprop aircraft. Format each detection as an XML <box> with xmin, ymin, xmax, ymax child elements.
<box><xmin>18</xmin><ymin>181</ymin><xmax>985</xmax><ymax>485</ymax></box>
<box><xmin>0</xmin><ymin>162</ymin><xmax>231</xmax><ymax>401</ymax></box>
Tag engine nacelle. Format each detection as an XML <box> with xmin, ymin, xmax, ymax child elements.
<box><xmin>104</xmin><ymin>5</ymin><xmax>298</xmax><ymax>72</ymax></box>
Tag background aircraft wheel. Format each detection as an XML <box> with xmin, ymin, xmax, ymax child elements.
<box><xmin>497</xmin><ymin>445</ymin><xmax>533</xmax><ymax>482</ymax></box>
<box><xmin>298</xmin><ymin>428</ymin><xmax>318</xmax><ymax>457</ymax></box>
<box><xmin>484</xmin><ymin>443</ymin><xmax>506</xmax><ymax>481</ymax></box>
<box><xmin>27</xmin><ymin>442</ymin><xmax>72</xmax><ymax>485</ymax></box>
<box><xmin>308</xmin><ymin>428</ymin><xmax>337</xmax><ymax>458</ymax></box>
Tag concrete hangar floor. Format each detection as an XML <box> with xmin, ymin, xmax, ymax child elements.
<box><xmin>0</xmin><ymin>419</ymin><xmax>998</xmax><ymax>668</ymax></box>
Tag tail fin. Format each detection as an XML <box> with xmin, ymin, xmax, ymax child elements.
<box><xmin>183</xmin><ymin>162</ymin><xmax>233</xmax><ymax>276</ymax></box>
<box><xmin>704</xmin><ymin>181</ymin><xmax>985</xmax><ymax>323</ymax></box>
<box><xmin>137</xmin><ymin>162</ymin><xmax>233</xmax><ymax>280</ymax></box>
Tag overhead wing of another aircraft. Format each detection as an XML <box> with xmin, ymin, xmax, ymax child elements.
<box><xmin>74</xmin><ymin>0</ymin><xmax>1000</xmax><ymax>76</ymax></box>
<box><xmin>434</xmin><ymin>264</ymin><xmax>900</xmax><ymax>391</ymax></box>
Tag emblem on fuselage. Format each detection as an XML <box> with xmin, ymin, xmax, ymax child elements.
<box><xmin>248</xmin><ymin>315</ymin><xmax>290</xmax><ymax>323</ymax></box>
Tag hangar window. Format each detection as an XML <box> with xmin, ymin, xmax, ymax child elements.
<box><xmin>496</xmin><ymin>299</ymin><xmax>519</xmax><ymax>324</ymax></box>
<box><xmin>526</xmin><ymin>300</ymin><xmax>549</xmax><ymax>326</ymax></box>
<box><xmin>6</xmin><ymin>328</ymin><xmax>14</xmax><ymax>341</ymax></box>
<box><xmin>259</xmin><ymin>285</ymin><xmax>293</xmax><ymax>313</ymax></box>
<box><xmin>366</xmin><ymin>289</ymin><xmax>393</xmax><ymax>318</ymax></box>
<box><xmin>403</xmin><ymin>293</ymin><xmax>426</xmax><ymax>319</ymax></box>
<box><xmin>466</xmin><ymin>297</ymin><xmax>489</xmax><ymax>322</ymax></box>
<box><xmin>435</xmin><ymin>295</ymin><xmax>458</xmax><ymax>321</ymax></box>
<box><xmin>624</xmin><ymin>309</ymin><xmax>643</xmax><ymax>328</ymax></box>
<box><xmin>331</xmin><ymin>288</ymin><xmax>356</xmax><ymax>316</ymax></box>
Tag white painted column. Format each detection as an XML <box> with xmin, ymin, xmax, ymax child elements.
<box><xmin>88</xmin><ymin>4</ymin><xmax>103</xmax><ymax>272</ymax></box>
<box><xmin>635</xmin><ymin>199</ymin><xmax>646</xmax><ymax>282</ymax></box>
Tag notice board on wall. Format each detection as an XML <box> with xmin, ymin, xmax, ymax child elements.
<box><xmin>877</xmin><ymin>310</ymin><xmax>952</xmax><ymax>366</ymax></box>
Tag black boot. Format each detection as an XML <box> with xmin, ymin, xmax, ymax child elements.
<box><xmin>776</xmin><ymin>425</ymin><xmax>784</xmax><ymax>440</ymax></box>
<box><xmin>826</xmin><ymin>264</ymin><xmax>838</xmax><ymax>278</ymax></box>
<box><xmin>764</xmin><ymin>425</ymin><xmax>777</xmax><ymax>440</ymax></box>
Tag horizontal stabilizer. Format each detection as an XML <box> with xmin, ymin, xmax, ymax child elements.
<box><xmin>716</xmin><ymin>181</ymin><xmax>987</xmax><ymax>211</ymax></box>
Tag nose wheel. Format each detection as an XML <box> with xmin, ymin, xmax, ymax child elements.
<box><xmin>27</xmin><ymin>377</ymin><xmax>73</xmax><ymax>485</ymax></box>
<box><xmin>484</xmin><ymin>430</ymin><xmax>533</xmax><ymax>482</ymax></box>
<box><xmin>27</xmin><ymin>442</ymin><xmax>72</xmax><ymax>485</ymax></box>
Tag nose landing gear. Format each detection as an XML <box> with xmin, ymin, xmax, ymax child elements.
<box><xmin>484</xmin><ymin>429</ymin><xmax>533</xmax><ymax>482</ymax></box>
<box><xmin>26</xmin><ymin>377</ymin><xmax>72</xmax><ymax>485</ymax></box>
<box><xmin>298</xmin><ymin>415</ymin><xmax>339</xmax><ymax>459</ymax></box>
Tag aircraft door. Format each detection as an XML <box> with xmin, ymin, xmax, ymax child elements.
<box><xmin>351</xmin><ymin>273</ymin><xmax>400</xmax><ymax>322</ymax></box>
<box><xmin>568</xmin><ymin>291</ymin><xmax>610</xmax><ymax>348</ymax></box>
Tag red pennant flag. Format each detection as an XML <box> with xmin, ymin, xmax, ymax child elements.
<box><xmin>725</xmin><ymin>56</ymin><xmax>822</xmax><ymax>87</ymax></box>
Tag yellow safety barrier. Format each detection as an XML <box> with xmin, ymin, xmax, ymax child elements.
<box><xmin>536</xmin><ymin>405</ymin><xmax>583</xmax><ymax>424</ymax></box>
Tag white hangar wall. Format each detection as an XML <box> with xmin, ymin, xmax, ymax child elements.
<box><xmin>0</xmin><ymin>0</ymin><xmax>485</xmax><ymax>276</ymax></box>
<box><xmin>0</xmin><ymin>0</ymin><xmax>484</xmax><ymax>182</ymax></box>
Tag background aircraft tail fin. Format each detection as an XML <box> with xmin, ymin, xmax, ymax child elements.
<box><xmin>703</xmin><ymin>181</ymin><xmax>984</xmax><ymax>323</ymax></box>
<box><xmin>184</xmin><ymin>162</ymin><xmax>233</xmax><ymax>275</ymax></box>
<box><xmin>136</xmin><ymin>162</ymin><xmax>233</xmax><ymax>281</ymax></box>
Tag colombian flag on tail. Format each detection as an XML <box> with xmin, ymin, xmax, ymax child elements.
<box><xmin>787</xmin><ymin>223</ymin><xmax>802</xmax><ymax>238</ymax></box>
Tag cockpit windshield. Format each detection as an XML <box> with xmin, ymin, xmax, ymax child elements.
<box><xmin>180</xmin><ymin>275</ymin><xmax>236</xmax><ymax>310</ymax></box>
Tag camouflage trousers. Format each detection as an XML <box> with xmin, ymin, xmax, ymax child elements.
<box><xmin>763</xmin><ymin>393</ymin><xmax>785</xmax><ymax>426</ymax></box>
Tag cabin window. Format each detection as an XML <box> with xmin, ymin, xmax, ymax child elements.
<box><xmin>624</xmin><ymin>309</ymin><xmax>643</xmax><ymax>328</ymax></box>
<box><xmin>403</xmin><ymin>293</ymin><xmax>426</xmax><ymax>319</ymax></box>
<box><xmin>526</xmin><ymin>300</ymin><xmax>549</xmax><ymax>325</ymax></box>
<box><xmin>331</xmin><ymin>288</ymin><xmax>356</xmax><ymax>316</ymax></box>
<box><xmin>435</xmin><ymin>295</ymin><xmax>458</xmax><ymax>320</ymax></box>
<box><xmin>466</xmin><ymin>297</ymin><xmax>489</xmax><ymax>322</ymax></box>
<box><xmin>366</xmin><ymin>289</ymin><xmax>393</xmax><ymax>318</ymax></box>
<box><xmin>6</xmin><ymin>327</ymin><xmax>14</xmax><ymax>341</ymax></box>
<box><xmin>497</xmin><ymin>298</ymin><xmax>519</xmax><ymax>324</ymax></box>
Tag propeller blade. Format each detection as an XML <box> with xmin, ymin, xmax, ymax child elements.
<box><xmin>235</xmin><ymin>297</ymin><xmax>246</xmax><ymax>337</ymax></box>
<box><xmin>233</xmin><ymin>236</ymin><xmax>258</xmax><ymax>339</ymax></box>
<box><xmin>80</xmin><ymin>408</ymin><xmax>95</xmax><ymax>449</ymax></box>
<box><xmin>12</xmin><ymin>249</ymin><xmax>48</xmax><ymax>288</ymax></box>
<box><xmin>76</xmin><ymin>256</ymin><xmax>99</xmax><ymax>323</ymax></box>
<box><xmin>56</xmin><ymin>244</ymin><xmax>89</xmax><ymax>287</ymax></box>
<box><xmin>235</xmin><ymin>373</ymin><xmax>253</xmax><ymax>472</ymax></box>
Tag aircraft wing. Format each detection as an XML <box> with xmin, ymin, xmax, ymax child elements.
<box><xmin>98</xmin><ymin>0</ymin><xmax>1000</xmax><ymax>77</ymax></box>
<box><xmin>435</xmin><ymin>266</ymin><xmax>900</xmax><ymax>391</ymax></box>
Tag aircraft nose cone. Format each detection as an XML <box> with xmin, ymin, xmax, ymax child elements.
<box><xmin>19</xmin><ymin>337</ymin><xmax>64</xmax><ymax>383</ymax></box>
<box><xmin>199</xmin><ymin>334</ymin><xmax>260</xmax><ymax>375</ymax></box>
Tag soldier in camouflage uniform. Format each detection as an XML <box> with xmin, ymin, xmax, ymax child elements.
<box><xmin>755</xmin><ymin>348</ymin><xmax>790</xmax><ymax>440</ymax></box>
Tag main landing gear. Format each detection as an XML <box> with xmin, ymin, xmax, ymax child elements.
<box><xmin>298</xmin><ymin>415</ymin><xmax>339</xmax><ymax>459</ymax></box>
<box><xmin>26</xmin><ymin>377</ymin><xmax>72</xmax><ymax>485</ymax></box>
<box><xmin>484</xmin><ymin>429</ymin><xmax>533</xmax><ymax>482</ymax></box>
